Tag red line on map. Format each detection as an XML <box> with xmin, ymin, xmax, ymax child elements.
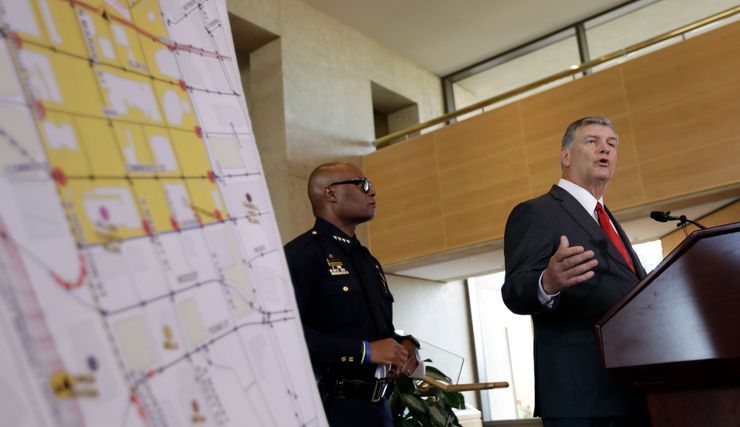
<box><xmin>50</xmin><ymin>253</ymin><xmax>88</xmax><ymax>291</ymax></box>
<box><xmin>63</xmin><ymin>0</ymin><xmax>231</xmax><ymax>60</ymax></box>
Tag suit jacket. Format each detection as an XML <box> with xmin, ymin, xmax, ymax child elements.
<box><xmin>501</xmin><ymin>185</ymin><xmax>647</xmax><ymax>418</ymax></box>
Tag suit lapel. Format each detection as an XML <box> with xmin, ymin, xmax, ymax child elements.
<box><xmin>549</xmin><ymin>185</ymin><xmax>602</xmax><ymax>241</ymax></box>
<box><xmin>549</xmin><ymin>186</ymin><xmax>639</xmax><ymax>278</ymax></box>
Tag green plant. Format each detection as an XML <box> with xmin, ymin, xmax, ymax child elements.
<box><xmin>389</xmin><ymin>364</ymin><xmax>465</xmax><ymax>427</ymax></box>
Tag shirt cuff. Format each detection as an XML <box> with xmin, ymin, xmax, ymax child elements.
<box><xmin>537</xmin><ymin>270</ymin><xmax>559</xmax><ymax>308</ymax></box>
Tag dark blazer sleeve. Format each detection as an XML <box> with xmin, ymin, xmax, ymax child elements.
<box><xmin>501</xmin><ymin>200</ymin><xmax>559</xmax><ymax>315</ymax></box>
<box><xmin>285</xmin><ymin>243</ymin><xmax>363</xmax><ymax>365</ymax></box>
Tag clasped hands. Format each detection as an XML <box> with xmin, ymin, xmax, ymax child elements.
<box><xmin>368</xmin><ymin>338</ymin><xmax>419</xmax><ymax>379</ymax></box>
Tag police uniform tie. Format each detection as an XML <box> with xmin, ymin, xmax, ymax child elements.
<box><xmin>595</xmin><ymin>202</ymin><xmax>635</xmax><ymax>273</ymax></box>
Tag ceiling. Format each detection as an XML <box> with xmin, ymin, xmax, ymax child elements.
<box><xmin>302</xmin><ymin>0</ymin><xmax>628</xmax><ymax>76</ymax></box>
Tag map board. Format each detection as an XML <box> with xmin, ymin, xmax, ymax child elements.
<box><xmin>0</xmin><ymin>0</ymin><xmax>325</xmax><ymax>426</ymax></box>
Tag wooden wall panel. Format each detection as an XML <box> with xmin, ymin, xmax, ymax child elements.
<box><xmin>623</xmin><ymin>21</ymin><xmax>740</xmax><ymax>112</ymax></box>
<box><xmin>435</xmin><ymin>102</ymin><xmax>524</xmax><ymax>171</ymax></box>
<box><xmin>519</xmin><ymin>67</ymin><xmax>628</xmax><ymax>143</ymax></box>
<box><xmin>437</xmin><ymin>146</ymin><xmax>530</xmax><ymax>214</ymax></box>
<box><xmin>370</xmin><ymin>217</ymin><xmax>447</xmax><ymax>265</ymax></box>
<box><xmin>609</xmin><ymin>115</ymin><xmax>639</xmax><ymax>168</ymax></box>
<box><xmin>523</xmin><ymin>137</ymin><xmax>561</xmax><ymax>196</ymax></box>
<box><xmin>606</xmin><ymin>165</ymin><xmax>645</xmax><ymax>210</ymax></box>
<box><xmin>630</xmin><ymin>78</ymin><xmax>740</xmax><ymax>163</ymax></box>
<box><xmin>364</xmin><ymin>19</ymin><xmax>740</xmax><ymax>266</ymax></box>
<box><xmin>370</xmin><ymin>176</ymin><xmax>443</xmax><ymax>234</ymax></box>
<box><xmin>640</xmin><ymin>137</ymin><xmax>740</xmax><ymax>201</ymax></box>
<box><xmin>444</xmin><ymin>197</ymin><xmax>525</xmax><ymax>249</ymax></box>
<box><xmin>363</xmin><ymin>133</ymin><xmax>437</xmax><ymax>192</ymax></box>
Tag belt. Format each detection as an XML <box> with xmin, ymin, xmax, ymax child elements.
<box><xmin>324</xmin><ymin>376</ymin><xmax>394</xmax><ymax>403</ymax></box>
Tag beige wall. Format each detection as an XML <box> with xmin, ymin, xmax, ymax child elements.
<box><xmin>229</xmin><ymin>0</ymin><xmax>444</xmax><ymax>242</ymax></box>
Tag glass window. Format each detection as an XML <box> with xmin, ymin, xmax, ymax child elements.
<box><xmin>452</xmin><ymin>35</ymin><xmax>581</xmax><ymax>117</ymax></box>
<box><xmin>469</xmin><ymin>271</ymin><xmax>535</xmax><ymax>421</ymax></box>
<box><xmin>586</xmin><ymin>0</ymin><xmax>740</xmax><ymax>72</ymax></box>
<box><xmin>632</xmin><ymin>239</ymin><xmax>664</xmax><ymax>272</ymax></box>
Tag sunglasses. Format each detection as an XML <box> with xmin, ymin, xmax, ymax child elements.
<box><xmin>329</xmin><ymin>177</ymin><xmax>373</xmax><ymax>193</ymax></box>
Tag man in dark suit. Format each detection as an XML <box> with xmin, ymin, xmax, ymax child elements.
<box><xmin>501</xmin><ymin>117</ymin><xmax>650</xmax><ymax>427</ymax></box>
<box><xmin>284</xmin><ymin>162</ymin><xmax>422</xmax><ymax>426</ymax></box>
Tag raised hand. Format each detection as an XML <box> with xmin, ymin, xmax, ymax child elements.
<box><xmin>542</xmin><ymin>235</ymin><xmax>598</xmax><ymax>295</ymax></box>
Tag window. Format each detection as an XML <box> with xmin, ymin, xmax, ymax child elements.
<box><xmin>452</xmin><ymin>33</ymin><xmax>581</xmax><ymax>117</ymax></box>
<box><xmin>469</xmin><ymin>271</ymin><xmax>534</xmax><ymax>421</ymax></box>
<box><xmin>586</xmin><ymin>0</ymin><xmax>740</xmax><ymax>72</ymax></box>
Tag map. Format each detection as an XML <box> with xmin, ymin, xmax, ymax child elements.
<box><xmin>0</xmin><ymin>0</ymin><xmax>325</xmax><ymax>426</ymax></box>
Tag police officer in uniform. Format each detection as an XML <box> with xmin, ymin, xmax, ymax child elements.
<box><xmin>284</xmin><ymin>162</ymin><xmax>422</xmax><ymax>427</ymax></box>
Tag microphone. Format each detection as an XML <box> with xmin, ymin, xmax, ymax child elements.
<box><xmin>649</xmin><ymin>211</ymin><xmax>679</xmax><ymax>222</ymax></box>
<box><xmin>649</xmin><ymin>211</ymin><xmax>706</xmax><ymax>229</ymax></box>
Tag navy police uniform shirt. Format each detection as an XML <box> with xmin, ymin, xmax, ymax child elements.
<box><xmin>284</xmin><ymin>218</ymin><xmax>400</xmax><ymax>380</ymax></box>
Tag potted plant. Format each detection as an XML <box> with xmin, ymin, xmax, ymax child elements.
<box><xmin>389</xmin><ymin>364</ymin><xmax>466</xmax><ymax>427</ymax></box>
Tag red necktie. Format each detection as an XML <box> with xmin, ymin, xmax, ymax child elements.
<box><xmin>595</xmin><ymin>203</ymin><xmax>635</xmax><ymax>273</ymax></box>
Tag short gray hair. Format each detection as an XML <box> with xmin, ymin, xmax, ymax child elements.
<box><xmin>561</xmin><ymin>116</ymin><xmax>615</xmax><ymax>148</ymax></box>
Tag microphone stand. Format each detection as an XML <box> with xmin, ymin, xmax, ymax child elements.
<box><xmin>677</xmin><ymin>215</ymin><xmax>706</xmax><ymax>236</ymax></box>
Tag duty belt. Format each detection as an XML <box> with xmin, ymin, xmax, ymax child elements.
<box><xmin>326</xmin><ymin>376</ymin><xmax>394</xmax><ymax>403</ymax></box>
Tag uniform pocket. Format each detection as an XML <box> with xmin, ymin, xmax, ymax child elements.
<box><xmin>319</xmin><ymin>279</ymin><xmax>364</xmax><ymax>328</ymax></box>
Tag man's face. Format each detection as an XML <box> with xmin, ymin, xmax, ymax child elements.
<box><xmin>330</xmin><ymin>165</ymin><xmax>376</xmax><ymax>224</ymax></box>
<box><xmin>561</xmin><ymin>124</ymin><xmax>618</xmax><ymax>189</ymax></box>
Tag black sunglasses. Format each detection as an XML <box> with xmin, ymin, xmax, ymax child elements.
<box><xmin>329</xmin><ymin>177</ymin><xmax>372</xmax><ymax>193</ymax></box>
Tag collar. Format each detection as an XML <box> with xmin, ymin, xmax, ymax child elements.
<box><xmin>557</xmin><ymin>178</ymin><xmax>604</xmax><ymax>223</ymax></box>
<box><xmin>313</xmin><ymin>217</ymin><xmax>356</xmax><ymax>246</ymax></box>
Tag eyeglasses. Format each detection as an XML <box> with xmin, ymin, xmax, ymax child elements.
<box><xmin>328</xmin><ymin>177</ymin><xmax>373</xmax><ymax>193</ymax></box>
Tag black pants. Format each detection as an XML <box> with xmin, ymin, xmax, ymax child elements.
<box><xmin>542</xmin><ymin>416</ymin><xmax>651</xmax><ymax>427</ymax></box>
<box><xmin>323</xmin><ymin>397</ymin><xmax>392</xmax><ymax>427</ymax></box>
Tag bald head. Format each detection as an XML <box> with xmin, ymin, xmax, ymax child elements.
<box><xmin>308</xmin><ymin>162</ymin><xmax>357</xmax><ymax>213</ymax></box>
<box><xmin>307</xmin><ymin>162</ymin><xmax>376</xmax><ymax>231</ymax></box>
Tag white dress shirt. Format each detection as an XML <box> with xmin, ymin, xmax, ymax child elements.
<box><xmin>537</xmin><ymin>179</ymin><xmax>610</xmax><ymax>307</ymax></box>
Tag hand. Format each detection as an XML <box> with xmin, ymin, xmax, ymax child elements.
<box><xmin>396</xmin><ymin>339</ymin><xmax>419</xmax><ymax>378</ymax></box>
<box><xmin>542</xmin><ymin>235</ymin><xmax>598</xmax><ymax>295</ymax></box>
<box><xmin>368</xmin><ymin>338</ymin><xmax>408</xmax><ymax>372</ymax></box>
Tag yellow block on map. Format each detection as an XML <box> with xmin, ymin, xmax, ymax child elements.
<box><xmin>186</xmin><ymin>178</ymin><xmax>227</xmax><ymax>225</ymax></box>
<box><xmin>112</xmin><ymin>122</ymin><xmax>157</xmax><ymax>176</ymax></box>
<box><xmin>142</xmin><ymin>126</ymin><xmax>181</xmax><ymax>177</ymax></box>
<box><xmin>95</xmin><ymin>63</ymin><xmax>165</xmax><ymax>125</ymax></box>
<box><xmin>131</xmin><ymin>180</ymin><xmax>174</xmax><ymax>235</ymax></box>
<box><xmin>19</xmin><ymin>44</ymin><xmax>105</xmax><ymax>118</ymax></box>
<box><xmin>37</xmin><ymin>111</ymin><xmax>91</xmax><ymax>176</ymax></box>
<box><xmin>130</xmin><ymin>0</ymin><xmax>170</xmax><ymax>39</ymax></box>
<box><xmin>154</xmin><ymin>80</ymin><xmax>199</xmax><ymax>131</ymax></box>
<box><xmin>76</xmin><ymin>116</ymin><xmax>126</xmax><ymax>177</ymax></box>
<box><xmin>59</xmin><ymin>179</ymin><xmax>144</xmax><ymax>246</ymax></box>
<box><xmin>169</xmin><ymin>129</ymin><xmax>212</xmax><ymax>177</ymax></box>
<box><xmin>137</xmin><ymin>37</ymin><xmax>180</xmax><ymax>84</ymax></box>
<box><xmin>8</xmin><ymin>1</ymin><xmax>87</xmax><ymax>58</ymax></box>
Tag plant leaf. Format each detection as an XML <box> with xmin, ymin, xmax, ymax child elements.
<box><xmin>441</xmin><ymin>391</ymin><xmax>465</xmax><ymax>409</ymax></box>
<box><xmin>428</xmin><ymin>404</ymin><xmax>451</xmax><ymax>427</ymax></box>
<box><xmin>425</xmin><ymin>365</ymin><xmax>453</xmax><ymax>383</ymax></box>
<box><xmin>400</xmin><ymin>393</ymin><xmax>427</xmax><ymax>415</ymax></box>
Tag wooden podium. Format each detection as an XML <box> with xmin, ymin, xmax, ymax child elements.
<box><xmin>595</xmin><ymin>222</ymin><xmax>740</xmax><ymax>427</ymax></box>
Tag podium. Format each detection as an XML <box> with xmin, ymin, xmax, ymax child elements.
<box><xmin>595</xmin><ymin>222</ymin><xmax>740</xmax><ymax>427</ymax></box>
